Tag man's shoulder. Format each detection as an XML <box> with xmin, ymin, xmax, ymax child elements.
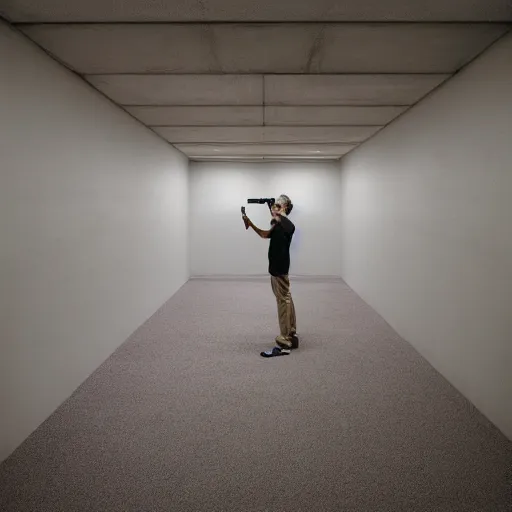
<box><xmin>281</xmin><ymin>216</ymin><xmax>295</xmax><ymax>231</ymax></box>
<box><xmin>281</xmin><ymin>217</ymin><xmax>295</xmax><ymax>234</ymax></box>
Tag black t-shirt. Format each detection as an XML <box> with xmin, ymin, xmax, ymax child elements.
<box><xmin>268</xmin><ymin>216</ymin><xmax>295</xmax><ymax>276</ymax></box>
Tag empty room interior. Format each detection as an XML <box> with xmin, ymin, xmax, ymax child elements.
<box><xmin>1</xmin><ymin>1</ymin><xmax>512</xmax><ymax>511</ymax></box>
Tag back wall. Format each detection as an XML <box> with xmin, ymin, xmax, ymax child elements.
<box><xmin>189</xmin><ymin>162</ymin><xmax>341</xmax><ymax>277</ymax></box>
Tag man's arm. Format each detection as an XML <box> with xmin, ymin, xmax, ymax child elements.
<box><xmin>243</xmin><ymin>216</ymin><xmax>272</xmax><ymax>239</ymax></box>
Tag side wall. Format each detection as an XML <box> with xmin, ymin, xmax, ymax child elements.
<box><xmin>339</xmin><ymin>33</ymin><xmax>512</xmax><ymax>439</ymax></box>
<box><xmin>0</xmin><ymin>23</ymin><xmax>190</xmax><ymax>461</ymax></box>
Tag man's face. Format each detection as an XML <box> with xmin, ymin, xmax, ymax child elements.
<box><xmin>271</xmin><ymin>202</ymin><xmax>283</xmax><ymax>220</ymax></box>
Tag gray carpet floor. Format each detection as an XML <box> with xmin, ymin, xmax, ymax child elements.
<box><xmin>1</xmin><ymin>277</ymin><xmax>511</xmax><ymax>512</ymax></box>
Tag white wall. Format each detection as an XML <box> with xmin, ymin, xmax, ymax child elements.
<box><xmin>339</xmin><ymin>33</ymin><xmax>512</xmax><ymax>439</ymax></box>
<box><xmin>189</xmin><ymin>161</ymin><xmax>341</xmax><ymax>277</ymax></box>
<box><xmin>0</xmin><ymin>22</ymin><xmax>189</xmax><ymax>462</ymax></box>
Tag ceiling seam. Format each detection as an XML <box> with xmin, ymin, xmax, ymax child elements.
<box><xmin>122</xmin><ymin>104</ymin><xmax>411</xmax><ymax>108</ymax></box>
<box><xmin>159</xmin><ymin>141</ymin><xmax>372</xmax><ymax>144</ymax></box>
<box><xmin>12</xmin><ymin>21</ymin><xmax>512</xmax><ymax>26</ymax></box>
<box><xmin>262</xmin><ymin>76</ymin><xmax>266</xmax><ymax>126</ymax></box>
<box><xmin>305</xmin><ymin>24</ymin><xmax>326</xmax><ymax>72</ymax></box>
<box><xmin>204</xmin><ymin>24</ymin><xmax>223</xmax><ymax>72</ymax></box>
<box><xmin>81</xmin><ymin>72</ymin><xmax>452</xmax><ymax>76</ymax></box>
<box><xmin>146</xmin><ymin>124</ymin><xmax>386</xmax><ymax>127</ymax></box>
<box><xmin>173</xmin><ymin>142</ymin><xmax>358</xmax><ymax>145</ymax></box>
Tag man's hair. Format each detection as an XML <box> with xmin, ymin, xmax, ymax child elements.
<box><xmin>277</xmin><ymin>194</ymin><xmax>293</xmax><ymax>215</ymax></box>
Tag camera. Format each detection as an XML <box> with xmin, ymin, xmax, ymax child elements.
<box><xmin>247</xmin><ymin>198</ymin><xmax>275</xmax><ymax>210</ymax></box>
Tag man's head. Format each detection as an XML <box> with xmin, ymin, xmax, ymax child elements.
<box><xmin>271</xmin><ymin>194</ymin><xmax>293</xmax><ymax>218</ymax></box>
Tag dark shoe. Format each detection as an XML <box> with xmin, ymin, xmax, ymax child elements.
<box><xmin>291</xmin><ymin>334</ymin><xmax>299</xmax><ymax>350</ymax></box>
<box><xmin>261</xmin><ymin>346</ymin><xmax>291</xmax><ymax>358</ymax></box>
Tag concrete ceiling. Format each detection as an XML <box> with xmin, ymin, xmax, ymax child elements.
<box><xmin>2</xmin><ymin>1</ymin><xmax>511</xmax><ymax>161</ymax></box>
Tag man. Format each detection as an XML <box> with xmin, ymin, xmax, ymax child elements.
<box><xmin>242</xmin><ymin>194</ymin><xmax>299</xmax><ymax>357</ymax></box>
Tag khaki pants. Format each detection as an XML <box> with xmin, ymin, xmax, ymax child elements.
<box><xmin>271</xmin><ymin>275</ymin><xmax>297</xmax><ymax>349</ymax></box>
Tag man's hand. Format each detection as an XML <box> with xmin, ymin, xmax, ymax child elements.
<box><xmin>244</xmin><ymin>217</ymin><xmax>272</xmax><ymax>238</ymax></box>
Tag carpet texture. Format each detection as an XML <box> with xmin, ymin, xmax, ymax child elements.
<box><xmin>1</xmin><ymin>277</ymin><xmax>511</xmax><ymax>512</ymax></box>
